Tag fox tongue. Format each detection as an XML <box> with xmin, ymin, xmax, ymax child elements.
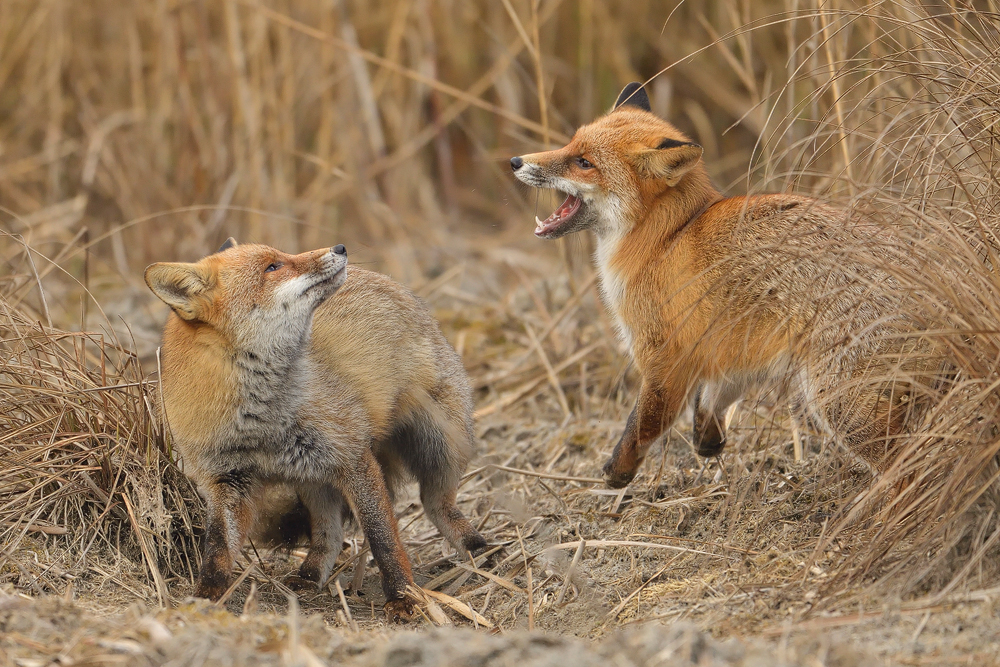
<box><xmin>534</xmin><ymin>194</ymin><xmax>581</xmax><ymax>235</ymax></box>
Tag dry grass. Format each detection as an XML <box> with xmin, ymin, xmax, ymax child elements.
<box><xmin>745</xmin><ymin>2</ymin><xmax>1000</xmax><ymax>600</ymax></box>
<box><xmin>0</xmin><ymin>258</ymin><xmax>200</xmax><ymax>605</ymax></box>
<box><xmin>2</xmin><ymin>0</ymin><xmax>1000</xmax><ymax>661</ymax></box>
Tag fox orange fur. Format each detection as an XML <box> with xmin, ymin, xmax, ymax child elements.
<box><xmin>512</xmin><ymin>82</ymin><xmax>928</xmax><ymax>488</ymax></box>
<box><xmin>145</xmin><ymin>239</ymin><xmax>486</xmax><ymax>620</ymax></box>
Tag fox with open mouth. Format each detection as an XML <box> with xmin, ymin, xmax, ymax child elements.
<box><xmin>512</xmin><ymin>82</ymin><xmax>933</xmax><ymax>488</ymax></box>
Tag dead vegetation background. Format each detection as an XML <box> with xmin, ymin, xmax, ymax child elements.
<box><xmin>2</xmin><ymin>0</ymin><xmax>1000</xmax><ymax>664</ymax></box>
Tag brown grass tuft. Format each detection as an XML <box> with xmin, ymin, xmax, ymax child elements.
<box><xmin>741</xmin><ymin>2</ymin><xmax>1000</xmax><ymax>599</ymax></box>
<box><xmin>0</xmin><ymin>243</ymin><xmax>200</xmax><ymax>603</ymax></box>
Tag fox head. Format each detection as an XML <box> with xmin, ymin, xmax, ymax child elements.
<box><xmin>511</xmin><ymin>82</ymin><xmax>709</xmax><ymax>240</ymax></box>
<box><xmin>145</xmin><ymin>239</ymin><xmax>348</xmax><ymax>351</ymax></box>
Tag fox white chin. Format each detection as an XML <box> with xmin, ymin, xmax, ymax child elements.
<box><xmin>303</xmin><ymin>265</ymin><xmax>347</xmax><ymax>299</ymax></box>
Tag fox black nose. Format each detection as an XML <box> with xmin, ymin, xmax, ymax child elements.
<box><xmin>333</xmin><ymin>244</ymin><xmax>346</xmax><ymax>255</ymax></box>
<box><xmin>510</xmin><ymin>156</ymin><xmax>524</xmax><ymax>171</ymax></box>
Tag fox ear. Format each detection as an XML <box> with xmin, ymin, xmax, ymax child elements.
<box><xmin>614</xmin><ymin>82</ymin><xmax>651</xmax><ymax>112</ymax></box>
<box><xmin>144</xmin><ymin>262</ymin><xmax>211</xmax><ymax>321</ymax></box>
<box><xmin>216</xmin><ymin>237</ymin><xmax>237</xmax><ymax>253</ymax></box>
<box><xmin>634</xmin><ymin>140</ymin><xmax>703</xmax><ymax>186</ymax></box>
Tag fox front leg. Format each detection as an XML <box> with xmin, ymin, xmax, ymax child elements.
<box><xmin>195</xmin><ymin>471</ymin><xmax>259</xmax><ymax>601</ymax></box>
<box><xmin>602</xmin><ymin>381</ymin><xmax>685</xmax><ymax>489</ymax></box>
<box><xmin>342</xmin><ymin>450</ymin><xmax>416</xmax><ymax>623</ymax></box>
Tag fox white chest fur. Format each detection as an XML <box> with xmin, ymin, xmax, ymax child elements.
<box><xmin>594</xmin><ymin>229</ymin><xmax>632</xmax><ymax>354</ymax></box>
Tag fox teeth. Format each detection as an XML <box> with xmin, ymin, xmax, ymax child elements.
<box><xmin>535</xmin><ymin>216</ymin><xmax>544</xmax><ymax>227</ymax></box>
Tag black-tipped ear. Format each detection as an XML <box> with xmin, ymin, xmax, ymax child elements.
<box><xmin>614</xmin><ymin>82</ymin><xmax>651</xmax><ymax>112</ymax></box>
<box><xmin>216</xmin><ymin>237</ymin><xmax>237</xmax><ymax>253</ymax></box>
<box><xmin>657</xmin><ymin>138</ymin><xmax>696</xmax><ymax>150</ymax></box>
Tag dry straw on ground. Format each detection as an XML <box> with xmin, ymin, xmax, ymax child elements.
<box><xmin>0</xmin><ymin>269</ymin><xmax>200</xmax><ymax>605</ymax></box>
<box><xmin>1</xmin><ymin>0</ymin><xmax>1000</xmax><ymax>661</ymax></box>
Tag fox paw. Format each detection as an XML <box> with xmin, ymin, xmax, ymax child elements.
<box><xmin>470</xmin><ymin>542</ymin><xmax>505</xmax><ymax>569</ymax></box>
<box><xmin>194</xmin><ymin>567</ymin><xmax>230</xmax><ymax>602</ymax></box>
<box><xmin>384</xmin><ymin>597</ymin><xmax>416</xmax><ymax>623</ymax></box>
<box><xmin>695</xmin><ymin>434</ymin><xmax>726</xmax><ymax>458</ymax></box>
<box><xmin>602</xmin><ymin>459</ymin><xmax>636</xmax><ymax>489</ymax></box>
<box><xmin>284</xmin><ymin>574</ymin><xmax>318</xmax><ymax>592</ymax></box>
<box><xmin>465</xmin><ymin>533</ymin><xmax>489</xmax><ymax>555</ymax></box>
<box><xmin>694</xmin><ymin>417</ymin><xmax>727</xmax><ymax>457</ymax></box>
<box><xmin>194</xmin><ymin>577</ymin><xmax>229</xmax><ymax>602</ymax></box>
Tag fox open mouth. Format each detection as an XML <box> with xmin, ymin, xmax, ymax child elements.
<box><xmin>535</xmin><ymin>193</ymin><xmax>581</xmax><ymax>237</ymax></box>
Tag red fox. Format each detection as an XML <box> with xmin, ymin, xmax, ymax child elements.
<box><xmin>145</xmin><ymin>239</ymin><xmax>487</xmax><ymax>620</ymax></box>
<box><xmin>512</xmin><ymin>82</ymin><xmax>930</xmax><ymax>488</ymax></box>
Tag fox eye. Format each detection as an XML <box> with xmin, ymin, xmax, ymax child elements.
<box><xmin>264</xmin><ymin>262</ymin><xmax>281</xmax><ymax>273</ymax></box>
<box><xmin>576</xmin><ymin>157</ymin><xmax>594</xmax><ymax>169</ymax></box>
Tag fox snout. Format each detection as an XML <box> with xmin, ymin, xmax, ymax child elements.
<box><xmin>509</xmin><ymin>154</ymin><xmax>555</xmax><ymax>189</ymax></box>
<box><xmin>308</xmin><ymin>243</ymin><xmax>347</xmax><ymax>275</ymax></box>
<box><xmin>302</xmin><ymin>245</ymin><xmax>348</xmax><ymax>298</ymax></box>
<box><xmin>322</xmin><ymin>243</ymin><xmax>348</xmax><ymax>274</ymax></box>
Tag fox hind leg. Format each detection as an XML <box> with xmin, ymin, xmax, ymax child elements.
<box><xmin>692</xmin><ymin>381</ymin><xmax>744</xmax><ymax>457</ymax></box>
<box><xmin>288</xmin><ymin>482</ymin><xmax>348</xmax><ymax>590</ymax></box>
<box><xmin>392</xmin><ymin>410</ymin><xmax>488</xmax><ymax>556</ymax></box>
<box><xmin>422</xmin><ymin>484</ymin><xmax>488</xmax><ymax>555</ymax></box>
